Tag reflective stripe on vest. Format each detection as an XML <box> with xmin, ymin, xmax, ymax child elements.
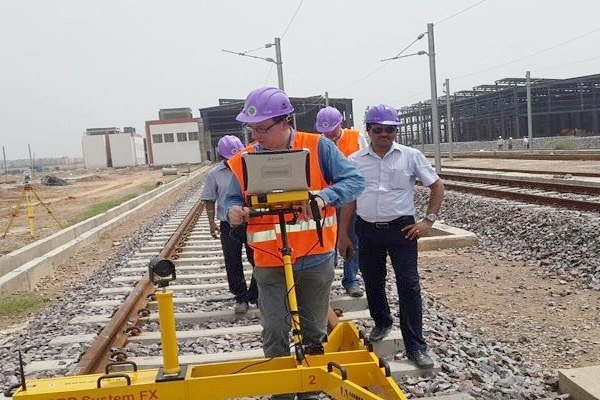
<box><xmin>248</xmin><ymin>215</ymin><xmax>336</xmax><ymax>243</ymax></box>
<box><xmin>227</xmin><ymin>131</ymin><xmax>337</xmax><ymax>267</ymax></box>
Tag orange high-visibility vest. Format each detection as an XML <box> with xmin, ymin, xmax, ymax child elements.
<box><xmin>336</xmin><ymin>129</ymin><xmax>360</xmax><ymax>157</ymax></box>
<box><xmin>228</xmin><ymin>132</ymin><xmax>337</xmax><ymax>267</ymax></box>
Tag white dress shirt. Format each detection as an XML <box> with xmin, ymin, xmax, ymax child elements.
<box><xmin>348</xmin><ymin>142</ymin><xmax>439</xmax><ymax>223</ymax></box>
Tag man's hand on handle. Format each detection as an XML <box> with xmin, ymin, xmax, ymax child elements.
<box><xmin>228</xmin><ymin>205</ymin><xmax>251</xmax><ymax>226</ymax></box>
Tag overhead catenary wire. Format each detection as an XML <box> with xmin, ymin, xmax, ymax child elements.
<box><xmin>264</xmin><ymin>0</ymin><xmax>304</xmax><ymax>86</ymax></box>
<box><xmin>280</xmin><ymin>0</ymin><xmax>304</xmax><ymax>38</ymax></box>
<box><xmin>331</xmin><ymin>1</ymin><xmax>488</xmax><ymax>94</ymax></box>
<box><xmin>450</xmin><ymin>26</ymin><xmax>600</xmax><ymax>82</ymax></box>
<box><xmin>434</xmin><ymin>0</ymin><xmax>487</xmax><ymax>26</ymax></box>
<box><xmin>535</xmin><ymin>56</ymin><xmax>600</xmax><ymax>74</ymax></box>
<box><xmin>222</xmin><ymin>1</ymin><xmax>304</xmax><ymax>89</ymax></box>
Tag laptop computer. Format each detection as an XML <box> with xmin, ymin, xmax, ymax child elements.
<box><xmin>241</xmin><ymin>149</ymin><xmax>310</xmax><ymax>195</ymax></box>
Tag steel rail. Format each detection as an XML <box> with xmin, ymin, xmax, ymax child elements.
<box><xmin>439</xmin><ymin>172</ymin><xmax>600</xmax><ymax>196</ymax></box>
<box><xmin>71</xmin><ymin>201</ymin><xmax>205</xmax><ymax>375</ymax></box>
<box><xmin>445</xmin><ymin>181</ymin><xmax>600</xmax><ymax>213</ymax></box>
<box><xmin>441</xmin><ymin>166</ymin><xmax>600</xmax><ymax>179</ymax></box>
<box><xmin>425</xmin><ymin>151</ymin><xmax>600</xmax><ymax>161</ymax></box>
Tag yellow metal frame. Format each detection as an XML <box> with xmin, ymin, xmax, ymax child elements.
<box><xmin>246</xmin><ymin>189</ymin><xmax>309</xmax><ymax>208</ymax></box>
<box><xmin>12</xmin><ymin>204</ymin><xmax>408</xmax><ymax>400</ymax></box>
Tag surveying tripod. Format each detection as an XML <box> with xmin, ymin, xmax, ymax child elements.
<box><xmin>2</xmin><ymin>181</ymin><xmax>63</xmax><ymax>238</ymax></box>
<box><xmin>9</xmin><ymin>193</ymin><xmax>408</xmax><ymax>399</ymax></box>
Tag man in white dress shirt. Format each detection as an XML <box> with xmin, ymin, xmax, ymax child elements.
<box><xmin>338</xmin><ymin>104</ymin><xmax>444</xmax><ymax>369</ymax></box>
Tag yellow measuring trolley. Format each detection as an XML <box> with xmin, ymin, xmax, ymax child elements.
<box><xmin>9</xmin><ymin>150</ymin><xmax>408</xmax><ymax>399</ymax></box>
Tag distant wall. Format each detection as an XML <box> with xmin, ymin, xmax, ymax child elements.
<box><xmin>110</xmin><ymin>134</ymin><xmax>136</xmax><ymax>167</ymax></box>
<box><xmin>82</xmin><ymin>135</ymin><xmax>107</xmax><ymax>168</ymax></box>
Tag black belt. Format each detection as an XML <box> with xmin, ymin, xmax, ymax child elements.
<box><xmin>358</xmin><ymin>216</ymin><xmax>414</xmax><ymax>230</ymax></box>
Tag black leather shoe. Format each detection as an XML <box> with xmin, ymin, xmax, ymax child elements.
<box><xmin>407</xmin><ymin>350</ymin><xmax>434</xmax><ymax>369</ymax></box>
<box><xmin>369</xmin><ymin>325</ymin><xmax>392</xmax><ymax>342</ymax></box>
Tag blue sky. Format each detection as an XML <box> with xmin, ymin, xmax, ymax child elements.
<box><xmin>1</xmin><ymin>0</ymin><xmax>598</xmax><ymax>160</ymax></box>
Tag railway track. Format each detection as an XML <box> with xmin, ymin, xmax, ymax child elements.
<box><xmin>4</xmin><ymin>163</ymin><xmax>598</xmax><ymax>398</ymax></box>
<box><xmin>440</xmin><ymin>171</ymin><xmax>600</xmax><ymax>213</ymax></box>
<box><xmin>6</xmin><ymin>188</ymin><xmax>389</xmax><ymax>392</ymax></box>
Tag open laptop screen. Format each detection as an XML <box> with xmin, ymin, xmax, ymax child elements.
<box><xmin>241</xmin><ymin>149</ymin><xmax>310</xmax><ymax>195</ymax></box>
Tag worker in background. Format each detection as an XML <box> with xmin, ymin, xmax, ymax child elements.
<box><xmin>496</xmin><ymin>136</ymin><xmax>504</xmax><ymax>150</ymax></box>
<box><xmin>200</xmin><ymin>135</ymin><xmax>257</xmax><ymax>314</ymax></box>
<box><xmin>338</xmin><ymin>104</ymin><xmax>444</xmax><ymax>370</ymax></box>
<box><xmin>225</xmin><ymin>87</ymin><xmax>364</xmax><ymax>400</ymax></box>
<box><xmin>508</xmin><ymin>136</ymin><xmax>514</xmax><ymax>150</ymax></box>
<box><xmin>315</xmin><ymin>106</ymin><xmax>367</xmax><ymax>297</ymax></box>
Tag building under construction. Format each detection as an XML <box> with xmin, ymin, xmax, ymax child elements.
<box><xmin>397</xmin><ymin>73</ymin><xmax>600</xmax><ymax>146</ymax></box>
<box><xmin>198</xmin><ymin>96</ymin><xmax>354</xmax><ymax>161</ymax></box>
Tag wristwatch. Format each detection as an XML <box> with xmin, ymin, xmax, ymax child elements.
<box><xmin>425</xmin><ymin>213</ymin><xmax>438</xmax><ymax>222</ymax></box>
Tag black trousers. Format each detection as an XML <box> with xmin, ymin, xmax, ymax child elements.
<box><xmin>220</xmin><ymin>221</ymin><xmax>258</xmax><ymax>303</ymax></box>
<box><xmin>356</xmin><ymin>216</ymin><xmax>426</xmax><ymax>354</ymax></box>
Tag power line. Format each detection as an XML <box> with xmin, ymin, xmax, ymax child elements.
<box><xmin>331</xmin><ymin>2</ymin><xmax>487</xmax><ymax>95</ymax></box>
<box><xmin>264</xmin><ymin>63</ymin><xmax>275</xmax><ymax>86</ymax></box>
<box><xmin>435</xmin><ymin>0</ymin><xmax>487</xmax><ymax>25</ymax></box>
<box><xmin>451</xmin><ymin>27</ymin><xmax>600</xmax><ymax>81</ymax></box>
<box><xmin>280</xmin><ymin>0</ymin><xmax>304</xmax><ymax>38</ymax></box>
<box><xmin>535</xmin><ymin>56</ymin><xmax>600</xmax><ymax>73</ymax></box>
<box><xmin>332</xmin><ymin>62</ymin><xmax>394</xmax><ymax>94</ymax></box>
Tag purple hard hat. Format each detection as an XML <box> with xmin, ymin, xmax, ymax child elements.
<box><xmin>217</xmin><ymin>135</ymin><xmax>244</xmax><ymax>159</ymax></box>
<box><xmin>364</xmin><ymin>104</ymin><xmax>400</xmax><ymax>125</ymax></box>
<box><xmin>236</xmin><ymin>87</ymin><xmax>294</xmax><ymax>123</ymax></box>
<box><xmin>315</xmin><ymin>106</ymin><xmax>343</xmax><ymax>133</ymax></box>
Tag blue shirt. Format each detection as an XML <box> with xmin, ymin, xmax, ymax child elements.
<box><xmin>199</xmin><ymin>161</ymin><xmax>234</xmax><ymax>222</ymax></box>
<box><xmin>224</xmin><ymin>131</ymin><xmax>365</xmax><ymax>269</ymax></box>
<box><xmin>349</xmin><ymin>142</ymin><xmax>439</xmax><ymax>223</ymax></box>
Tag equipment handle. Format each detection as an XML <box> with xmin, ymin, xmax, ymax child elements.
<box><xmin>97</xmin><ymin>373</ymin><xmax>132</xmax><ymax>388</ymax></box>
<box><xmin>308</xmin><ymin>194</ymin><xmax>324</xmax><ymax>246</ymax></box>
<box><xmin>327</xmin><ymin>362</ymin><xmax>348</xmax><ymax>380</ymax></box>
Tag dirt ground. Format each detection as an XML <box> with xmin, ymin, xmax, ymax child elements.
<box><xmin>420</xmin><ymin>248</ymin><xmax>600</xmax><ymax>370</ymax></box>
<box><xmin>1</xmin><ymin>161</ymin><xmax>599</xmax><ymax>373</ymax></box>
<box><xmin>0</xmin><ymin>166</ymin><xmax>184</xmax><ymax>255</ymax></box>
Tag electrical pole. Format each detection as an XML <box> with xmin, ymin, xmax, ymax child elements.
<box><xmin>2</xmin><ymin>145</ymin><xmax>7</xmax><ymax>175</ymax></box>
<box><xmin>419</xmin><ymin>105</ymin><xmax>425</xmax><ymax>153</ymax></box>
<box><xmin>267</xmin><ymin>37</ymin><xmax>294</xmax><ymax>127</ymax></box>
<box><xmin>444</xmin><ymin>78</ymin><xmax>454</xmax><ymax>161</ymax></box>
<box><xmin>526</xmin><ymin>71</ymin><xmax>533</xmax><ymax>153</ymax></box>
<box><xmin>223</xmin><ymin>37</ymin><xmax>289</xmax><ymax>129</ymax></box>
<box><xmin>324</xmin><ymin>91</ymin><xmax>329</xmax><ymax>106</ymax></box>
<box><xmin>28</xmin><ymin>144</ymin><xmax>33</xmax><ymax>176</ymax></box>
<box><xmin>427</xmin><ymin>23</ymin><xmax>441</xmax><ymax>173</ymax></box>
<box><xmin>223</xmin><ymin>37</ymin><xmax>285</xmax><ymax>90</ymax></box>
<box><xmin>273</xmin><ymin>37</ymin><xmax>284</xmax><ymax>91</ymax></box>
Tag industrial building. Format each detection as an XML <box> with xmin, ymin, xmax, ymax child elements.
<box><xmin>82</xmin><ymin>127</ymin><xmax>145</xmax><ymax>168</ymax></box>
<box><xmin>397</xmin><ymin>73</ymin><xmax>600</xmax><ymax>146</ymax></box>
<box><xmin>144</xmin><ymin>108</ymin><xmax>203</xmax><ymax>166</ymax></box>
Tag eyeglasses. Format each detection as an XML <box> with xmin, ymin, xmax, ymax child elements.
<box><xmin>370</xmin><ymin>126</ymin><xmax>397</xmax><ymax>134</ymax></box>
<box><xmin>245</xmin><ymin>120</ymin><xmax>279</xmax><ymax>134</ymax></box>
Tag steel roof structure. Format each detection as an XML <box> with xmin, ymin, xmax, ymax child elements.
<box><xmin>397</xmin><ymin>73</ymin><xmax>600</xmax><ymax>146</ymax></box>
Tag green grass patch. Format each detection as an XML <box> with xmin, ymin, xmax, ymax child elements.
<box><xmin>552</xmin><ymin>139</ymin><xmax>575</xmax><ymax>150</ymax></box>
<box><xmin>0</xmin><ymin>294</ymin><xmax>50</xmax><ymax>317</ymax></box>
<box><xmin>70</xmin><ymin>193</ymin><xmax>140</xmax><ymax>225</ymax></box>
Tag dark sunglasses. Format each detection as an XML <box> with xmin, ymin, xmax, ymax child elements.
<box><xmin>370</xmin><ymin>126</ymin><xmax>397</xmax><ymax>134</ymax></box>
